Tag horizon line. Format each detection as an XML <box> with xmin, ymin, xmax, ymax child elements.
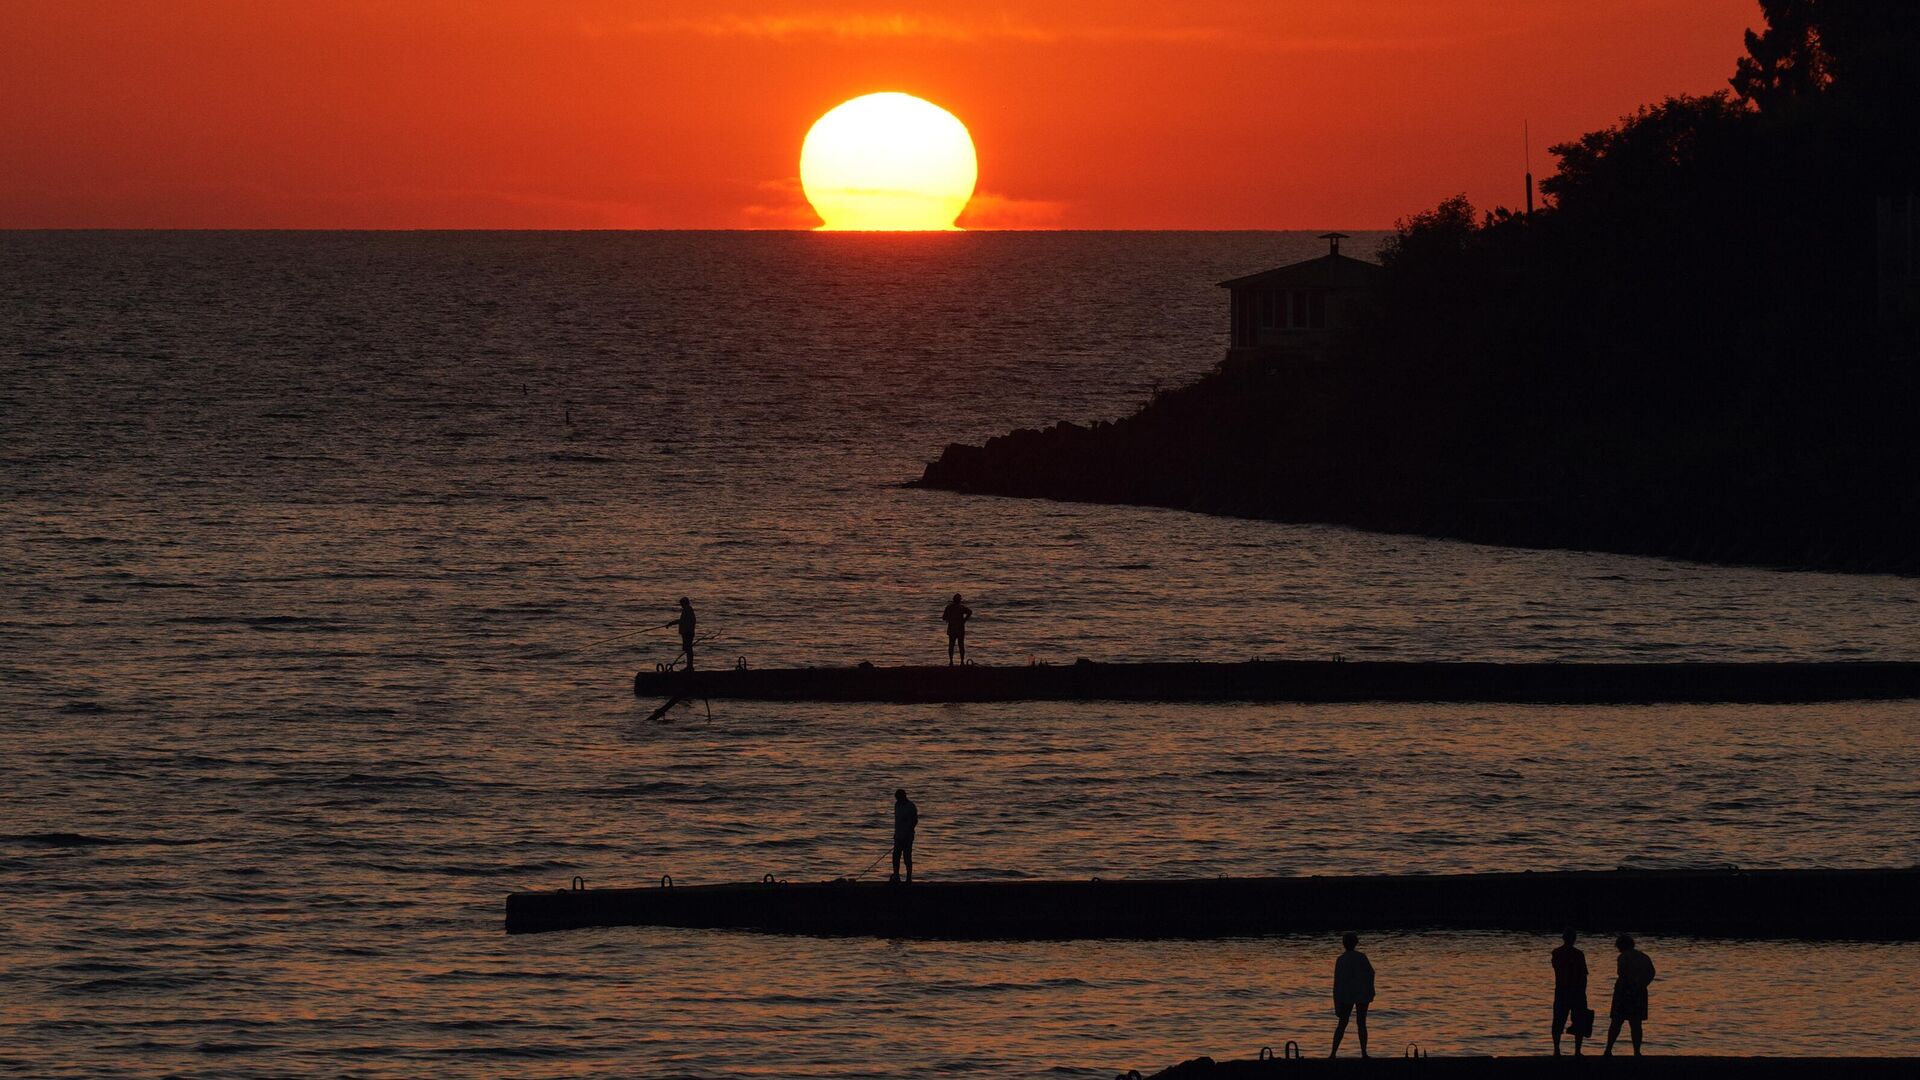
<box><xmin>0</xmin><ymin>226</ymin><xmax>1398</xmax><ymax>234</ymax></box>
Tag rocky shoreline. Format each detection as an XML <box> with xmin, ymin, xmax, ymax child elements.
<box><xmin>915</xmin><ymin>359</ymin><xmax>1920</xmax><ymax>576</ymax></box>
<box><xmin>1137</xmin><ymin>1055</ymin><xmax>1918</xmax><ymax>1078</ymax></box>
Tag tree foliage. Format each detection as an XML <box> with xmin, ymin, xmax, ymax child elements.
<box><xmin>1731</xmin><ymin>0</ymin><xmax>1833</xmax><ymax>112</ymax></box>
<box><xmin>1377</xmin><ymin>195</ymin><xmax>1476</xmax><ymax>268</ymax></box>
<box><xmin>1540</xmin><ymin>94</ymin><xmax>1753</xmax><ymax>218</ymax></box>
<box><xmin>1348</xmin><ymin>0</ymin><xmax>1917</xmax><ymax>560</ymax></box>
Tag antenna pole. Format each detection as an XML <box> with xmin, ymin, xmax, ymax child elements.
<box><xmin>1524</xmin><ymin>121</ymin><xmax>1535</xmax><ymax>216</ymax></box>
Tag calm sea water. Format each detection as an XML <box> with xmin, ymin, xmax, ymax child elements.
<box><xmin>4</xmin><ymin>232</ymin><xmax>1919</xmax><ymax>1076</ymax></box>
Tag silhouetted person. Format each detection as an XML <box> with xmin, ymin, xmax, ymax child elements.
<box><xmin>942</xmin><ymin>594</ymin><xmax>972</xmax><ymax>665</ymax></box>
<box><xmin>890</xmin><ymin>788</ymin><xmax>918</xmax><ymax>883</ymax></box>
<box><xmin>1604</xmin><ymin>934</ymin><xmax>1656</xmax><ymax>1057</ymax></box>
<box><xmin>1552</xmin><ymin>930</ymin><xmax>1590</xmax><ymax>1056</ymax></box>
<box><xmin>1330</xmin><ymin>932</ymin><xmax>1374</xmax><ymax>1058</ymax></box>
<box><xmin>675</xmin><ymin>597</ymin><xmax>697</xmax><ymax>671</ymax></box>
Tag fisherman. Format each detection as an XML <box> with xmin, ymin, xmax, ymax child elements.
<box><xmin>1329</xmin><ymin>932</ymin><xmax>1375</xmax><ymax>1058</ymax></box>
<box><xmin>1551</xmin><ymin>930</ymin><xmax>1591</xmax><ymax>1056</ymax></box>
<box><xmin>941</xmin><ymin>594</ymin><xmax>973</xmax><ymax>665</ymax></box>
<box><xmin>675</xmin><ymin>596</ymin><xmax>697</xmax><ymax>671</ymax></box>
<box><xmin>890</xmin><ymin>788</ymin><xmax>918</xmax><ymax>884</ymax></box>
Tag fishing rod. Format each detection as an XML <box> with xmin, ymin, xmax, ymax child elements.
<box><xmin>560</xmin><ymin>620</ymin><xmax>678</xmax><ymax>657</ymax></box>
<box><xmin>658</xmin><ymin>632</ymin><xmax>719</xmax><ymax>673</ymax></box>
<box><xmin>849</xmin><ymin>849</ymin><xmax>893</xmax><ymax>881</ymax></box>
<box><xmin>644</xmin><ymin>632</ymin><xmax>722</xmax><ymax>723</ymax></box>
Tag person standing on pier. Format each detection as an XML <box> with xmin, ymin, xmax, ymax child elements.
<box><xmin>890</xmin><ymin>788</ymin><xmax>918</xmax><ymax>884</ymax></box>
<box><xmin>1604</xmin><ymin>934</ymin><xmax>1656</xmax><ymax>1057</ymax></box>
<box><xmin>1551</xmin><ymin>930</ymin><xmax>1591</xmax><ymax>1056</ymax></box>
<box><xmin>1329</xmin><ymin>932</ymin><xmax>1374</xmax><ymax>1058</ymax></box>
<box><xmin>942</xmin><ymin>594</ymin><xmax>973</xmax><ymax>666</ymax></box>
<box><xmin>675</xmin><ymin>597</ymin><xmax>697</xmax><ymax>671</ymax></box>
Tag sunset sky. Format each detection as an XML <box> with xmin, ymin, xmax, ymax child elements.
<box><xmin>2</xmin><ymin>1</ymin><xmax>1763</xmax><ymax>229</ymax></box>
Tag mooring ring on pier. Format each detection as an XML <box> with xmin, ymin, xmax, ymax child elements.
<box><xmin>1284</xmin><ymin>1041</ymin><xmax>1301</xmax><ymax>1059</ymax></box>
<box><xmin>1257</xmin><ymin>1045</ymin><xmax>1274</xmax><ymax>1061</ymax></box>
<box><xmin>1404</xmin><ymin>1042</ymin><xmax>1424</xmax><ymax>1058</ymax></box>
<box><xmin>571</xmin><ymin>876</ymin><xmax>584</xmax><ymax>891</ymax></box>
<box><xmin>659</xmin><ymin>874</ymin><xmax>673</xmax><ymax>888</ymax></box>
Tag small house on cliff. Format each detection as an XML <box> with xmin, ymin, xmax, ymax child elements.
<box><xmin>1220</xmin><ymin>232</ymin><xmax>1381</xmax><ymax>365</ymax></box>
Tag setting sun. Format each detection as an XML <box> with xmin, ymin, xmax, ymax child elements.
<box><xmin>15</xmin><ymin>1</ymin><xmax>1920</xmax><ymax>1075</ymax></box>
<box><xmin>799</xmin><ymin>92</ymin><xmax>977</xmax><ymax>231</ymax></box>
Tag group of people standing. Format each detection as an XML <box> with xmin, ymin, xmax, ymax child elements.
<box><xmin>1551</xmin><ymin>930</ymin><xmax>1658</xmax><ymax>1057</ymax></box>
<box><xmin>665</xmin><ymin>600</ymin><xmax>1665</xmax><ymax>1059</ymax></box>
<box><xmin>877</xmin><ymin>789</ymin><xmax>1662</xmax><ymax>1059</ymax></box>
<box><xmin>1328</xmin><ymin>931</ymin><xmax>1656</xmax><ymax>1058</ymax></box>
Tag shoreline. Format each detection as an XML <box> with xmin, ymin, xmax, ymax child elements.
<box><xmin>913</xmin><ymin>351</ymin><xmax>1920</xmax><ymax>578</ymax></box>
<box><xmin>908</xmin><ymin>478</ymin><xmax>1920</xmax><ymax>579</ymax></box>
<box><xmin>1137</xmin><ymin>1056</ymin><xmax>1920</xmax><ymax>1078</ymax></box>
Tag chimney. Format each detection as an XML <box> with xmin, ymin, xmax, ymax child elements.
<box><xmin>1320</xmin><ymin>231</ymin><xmax>1349</xmax><ymax>256</ymax></box>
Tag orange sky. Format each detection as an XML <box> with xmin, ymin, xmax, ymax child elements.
<box><xmin>1</xmin><ymin>1</ymin><xmax>1763</xmax><ymax>229</ymax></box>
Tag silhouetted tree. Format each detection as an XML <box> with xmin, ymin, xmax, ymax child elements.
<box><xmin>1377</xmin><ymin>195</ymin><xmax>1477</xmax><ymax>267</ymax></box>
<box><xmin>1541</xmin><ymin>96</ymin><xmax>1753</xmax><ymax>217</ymax></box>
<box><xmin>1731</xmin><ymin>1</ymin><xmax>1920</xmax><ymax>182</ymax></box>
<box><xmin>1731</xmin><ymin>0</ymin><xmax>1833</xmax><ymax>112</ymax></box>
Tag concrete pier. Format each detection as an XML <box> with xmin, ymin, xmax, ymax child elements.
<box><xmin>1137</xmin><ymin>1056</ymin><xmax>1917</xmax><ymax>1078</ymax></box>
<box><xmin>632</xmin><ymin>660</ymin><xmax>1920</xmax><ymax>705</ymax></box>
<box><xmin>504</xmin><ymin>866</ymin><xmax>1920</xmax><ymax>938</ymax></box>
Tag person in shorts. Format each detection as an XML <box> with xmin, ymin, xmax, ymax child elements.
<box><xmin>1330</xmin><ymin>932</ymin><xmax>1375</xmax><ymax>1058</ymax></box>
<box><xmin>1551</xmin><ymin>930</ymin><xmax>1590</xmax><ymax>1056</ymax></box>
<box><xmin>941</xmin><ymin>594</ymin><xmax>972</xmax><ymax>665</ymax></box>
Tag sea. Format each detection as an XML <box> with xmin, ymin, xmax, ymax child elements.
<box><xmin>3</xmin><ymin>231</ymin><xmax>1919</xmax><ymax>1077</ymax></box>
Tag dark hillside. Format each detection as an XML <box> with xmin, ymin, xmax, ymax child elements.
<box><xmin>920</xmin><ymin>0</ymin><xmax>1920</xmax><ymax>573</ymax></box>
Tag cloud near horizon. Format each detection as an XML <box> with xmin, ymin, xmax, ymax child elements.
<box><xmin>608</xmin><ymin>12</ymin><xmax>1227</xmax><ymax>46</ymax></box>
<box><xmin>739</xmin><ymin>178</ymin><xmax>1068</xmax><ymax>230</ymax></box>
<box><xmin>955</xmin><ymin>192</ymin><xmax>1070</xmax><ymax>230</ymax></box>
<box><xmin>605</xmin><ymin>11</ymin><xmax>1515</xmax><ymax>54</ymax></box>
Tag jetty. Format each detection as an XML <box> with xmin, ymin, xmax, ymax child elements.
<box><xmin>1134</xmin><ymin>1055</ymin><xmax>1918</xmax><ymax>1078</ymax></box>
<box><xmin>504</xmin><ymin>866</ymin><xmax>1920</xmax><ymax>938</ymax></box>
<box><xmin>634</xmin><ymin>659</ymin><xmax>1920</xmax><ymax>705</ymax></box>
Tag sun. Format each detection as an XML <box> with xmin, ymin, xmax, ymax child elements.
<box><xmin>800</xmin><ymin>92</ymin><xmax>978</xmax><ymax>231</ymax></box>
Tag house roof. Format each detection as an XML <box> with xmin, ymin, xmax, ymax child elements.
<box><xmin>1218</xmin><ymin>252</ymin><xmax>1384</xmax><ymax>291</ymax></box>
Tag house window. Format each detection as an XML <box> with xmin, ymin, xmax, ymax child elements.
<box><xmin>1309</xmin><ymin>290</ymin><xmax>1327</xmax><ymax>328</ymax></box>
<box><xmin>1259</xmin><ymin>291</ymin><xmax>1276</xmax><ymax>328</ymax></box>
<box><xmin>1292</xmin><ymin>291</ymin><xmax>1308</xmax><ymax>327</ymax></box>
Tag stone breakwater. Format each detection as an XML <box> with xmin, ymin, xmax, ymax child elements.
<box><xmin>507</xmin><ymin>866</ymin><xmax>1920</xmax><ymax>939</ymax></box>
